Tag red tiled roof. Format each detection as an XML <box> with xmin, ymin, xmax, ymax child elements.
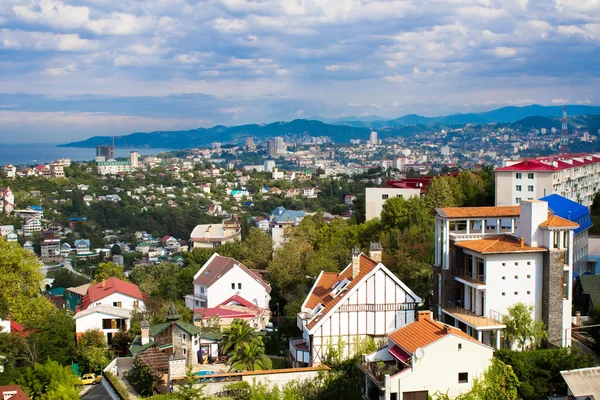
<box><xmin>0</xmin><ymin>385</ymin><xmax>30</xmax><ymax>400</ymax></box>
<box><xmin>194</xmin><ymin>307</ymin><xmax>255</xmax><ymax>319</ymax></box>
<box><xmin>496</xmin><ymin>159</ymin><xmax>556</xmax><ymax>171</ymax></box>
<box><xmin>541</xmin><ymin>214</ymin><xmax>580</xmax><ymax>229</ymax></box>
<box><xmin>455</xmin><ymin>235</ymin><xmax>546</xmax><ymax>254</ymax></box>
<box><xmin>388</xmin><ymin>315</ymin><xmax>480</xmax><ymax>354</ymax></box>
<box><xmin>194</xmin><ymin>255</ymin><xmax>271</xmax><ymax>294</ymax></box>
<box><xmin>219</xmin><ymin>294</ymin><xmax>257</xmax><ymax>309</ymax></box>
<box><xmin>437</xmin><ymin>206</ymin><xmax>520</xmax><ymax>219</ymax></box>
<box><xmin>10</xmin><ymin>321</ymin><xmax>28</xmax><ymax>337</ymax></box>
<box><xmin>79</xmin><ymin>277</ymin><xmax>146</xmax><ymax>311</ymax></box>
<box><xmin>496</xmin><ymin>154</ymin><xmax>600</xmax><ymax>172</ymax></box>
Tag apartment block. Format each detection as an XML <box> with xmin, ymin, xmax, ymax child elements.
<box><xmin>432</xmin><ymin>200</ymin><xmax>578</xmax><ymax>349</ymax></box>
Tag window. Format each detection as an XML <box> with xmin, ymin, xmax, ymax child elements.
<box><xmin>516</xmin><ymin>185</ymin><xmax>522</xmax><ymax>192</ymax></box>
<box><xmin>200</xmin><ymin>287</ymin><xmax>205</xmax><ymax>294</ymax></box>
<box><xmin>232</xmin><ymin>283</ymin><xmax>236</xmax><ymax>290</ymax></box>
<box><xmin>312</xmin><ymin>303</ymin><xmax>325</xmax><ymax>315</ymax></box>
<box><xmin>238</xmin><ymin>283</ymin><xmax>242</xmax><ymax>290</ymax></box>
<box><xmin>502</xmin><ymin>292</ymin><xmax>506</xmax><ymax>296</ymax></box>
<box><xmin>382</xmin><ymin>194</ymin><xmax>389</xmax><ymax>200</ymax></box>
<box><xmin>502</xmin><ymin>262</ymin><xmax>506</xmax><ymax>266</ymax></box>
<box><xmin>113</xmin><ymin>301</ymin><xmax>122</xmax><ymax>308</ymax></box>
<box><xmin>528</xmin><ymin>185</ymin><xmax>534</xmax><ymax>192</ymax></box>
<box><xmin>502</xmin><ymin>276</ymin><xmax>506</xmax><ymax>280</ymax></box>
<box><xmin>396</xmin><ymin>194</ymin><xmax>403</xmax><ymax>198</ymax></box>
<box><xmin>205</xmin><ymin>270</ymin><xmax>211</xmax><ymax>276</ymax></box>
<box><xmin>514</xmin><ymin>291</ymin><xmax>519</xmax><ymax>295</ymax></box>
<box><xmin>527</xmin><ymin>291</ymin><xmax>531</xmax><ymax>295</ymax></box>
<box><xmin>516</xmin><ymin>173</ymin><xmax>522</xmax><ymax>179</ymax></box>
<box><xmin>527</xmin><ymin>172</ymin><xmax>534</xmax><ymax>179</ymax></box>
<box><xmin>562</xmin><ymin>271</ymin><xmax>569</xmax><ymax>299</ymax></box>
<box><xmin>133</xmin><ymin>301</ymin><xmax>139</xmax><ymax>308</ymax></box>
<box><xmin>182</xmin><ymin>334</ymin><xmax>187</xmax><ymax>342</ymax></box>
<box><xmin>515</xmin><ymin>262</ymin><xmax>519</xmax><ymax>266</ymax></box>
<box><xmin>527</xmin><ymin>274</ymin><xmax>531</xmax><ymax>279</ymax></box>
<box><xmin>527</xmin><ymin>261</ymin><xmax>531</xmax><ymax>265</ymax></box>
<box><xmin>516</xmin><ymin>198</ymin><xmax>521</xmax><ymax>204</ymax></box>
<box><xmin>458</xmin><ymin>373</ymin><xmax>469</xmax><ymax>383</ymax></box>
<box><xmin>458</xmin><ymin>343</ymin><xmax>462</xmax><ymax>351</ymax></box>
<box><xmin>515</xmin><ymin>275</ymin><xmax>519</xmax><ymax>279</ymax></box>
<box><xmin>183</xmin><ymin>348</ymin><xmax>186</xmax><ymax>355</ymax></box>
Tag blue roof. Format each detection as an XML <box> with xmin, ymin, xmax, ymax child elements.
<box><xmin>539</xmin><ymin>194</ymin><xmax>592</xmax><ymax>235</ymax></box>
<box><xmin>29</xmin><ymin>205</ymin><xmax>43</xmax><ymax>211</ymax></box>
<box><xmin>69</xmin><ymin>217</ymin><xmax>88</xmax><ymax>221</ymax></box>
<box><xmin>271</xmin><ymin>207</ymin><xmax>306</xmax><ymax>223</ymax></box>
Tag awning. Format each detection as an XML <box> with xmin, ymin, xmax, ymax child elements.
<box><xmin>388</xmin><ymin>345</ymin><xmax>411</xmax><ymax>364</ymax></box>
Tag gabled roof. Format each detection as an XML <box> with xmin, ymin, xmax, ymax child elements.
<box><xmin>138</xmin><ymin>348</ymin><xmax>169</xmax><ymax>376</ymax></box>
<box><xmin>388</xmin><ymin>315</ymin><xmax>483</xmax><ymax>354</ymax></box>
<box><xmin>194</xmin><ymin>307</ymin><xmax>256</xmax><ymax>319</ymax></box>
<box><xmin>193</xmin><ymin>253</ymin><xmax>271</xmax><ymax>293</ymax></box>
<box><xmin>496</xmin><ymin>159</ymin><xmax>556</xmax><ymax>171</ymax></box>
<box><xmin>560</xmin><ymin>367</ymin><xmax>600</xmax><ymax>399</ymax></box>
<box><xmin>540</xmin><ymin>194</ymin><xmax>592</xmax><ymax>235</ymax></box>
<box><xmin>66</xmin><ymin>283</ymin><xmax>90</xmax><ymax>296</ymax></box>
<box><xmin>9</xmin><ymin>320</ymin><xmax>28</xmax><ymax>337</ymax></box>
<box><xmin>455</xmin><ymin>235</ymin><xmax>546</xmax><ymax>254</ymax></box>
<box><xmin>436</xmin><ymin>206</ymin><xmax>520</xmax><ymax>219</ymax></box>
<box><xmin>220</xmin><ymin>294</ymin><xmax>258</xmax><ymax>309</ymax></box>
<box><xmin>302</xmin><ymin>253</ymin><xmax>419</xmax><ymax>330</ymax></box>
<box><xmin>540</xmin><ymin>214</ymin><xmax>580</xmax><ymax>230</ymax></box>
<box><xmin>73</xmin><ymin>304</ymin><xmax>132</xmax><ymax>319</ymax></box>
<box><xmin>79</xmin><ymin>277</ymin><xmax>146</xmax><ymax>310</ymax></box>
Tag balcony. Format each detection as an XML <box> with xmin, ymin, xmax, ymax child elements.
<box><xmin>358</xmin><ymin>360</ymin><xmax>403</xmax><ymax>387</ymax></box>
<box><xmin>454</xmin><ymin>268</ymin><xmax>486</xmax><ymax>286</ymax></box>
<box><xmin>442</xmin><ymin>302</ymin><xmax>505</xmax><ymax>330</ymax></box>
<box><xmin>289</xmin><ymin>338</ymin><xmax>311</xmax><ymax>365</ymax></box>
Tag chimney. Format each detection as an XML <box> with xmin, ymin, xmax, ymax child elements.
<box><xmin>351</xmin><ymin>247</ymin><xmax>361</xmax><ymax>279</ymax></box>
<box><xmin>443</xmin><ymin>324</ymin><xmax>451</xmax><ymax>333</ymax></box>
<box><xmin>520</xmin><ymin>237</ymin><xmax>524</xmax><ymax>248</ymax></box>
<box><xmin>368</xmin><ymin>242</ymin><xmax>383</xmax><ymax>263</ymax></box>
<box><xmin>141</xmin><ymin>319</ymin><xmax>150</xmax><ymax>345</ymax></box>
<box><xmin>102</xmin><ymin>280</ymin><xmax>106</xmax><ymax>288</ymax></box>
<box><xmin>417</xmin><ymin>310</ymin><xmax>431</xmax><ymax>321</ymax></box>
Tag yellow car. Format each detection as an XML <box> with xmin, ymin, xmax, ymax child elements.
<box><xmin>80</xmin><ymin>373</ymin><xmax>102</xmax><ymax>385</ymax></box>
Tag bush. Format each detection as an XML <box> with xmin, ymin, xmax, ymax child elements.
<box><xmin>125</xmin><ymin>358</ymin><xmax>155</xmax><ymax>397</ymax></box>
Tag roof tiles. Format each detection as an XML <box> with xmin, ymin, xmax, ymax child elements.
<box><xmin>437</xmin><ymin>206</ymin><xmax>520</xmax><ymax>219</ymax></box>
<box><xmin>455</xmin><ymin>235</ymin><xmax>546</xmax><ymax>254</ymax></box>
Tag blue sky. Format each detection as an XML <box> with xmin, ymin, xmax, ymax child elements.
<box><xmin>1</xmin><ymin>0</ymin><xmax>599</xmax><ymax>142</ymax></box>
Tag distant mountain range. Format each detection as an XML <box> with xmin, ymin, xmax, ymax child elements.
<box><xmin>60</xmin><ymin>104</ymin><xmax>600</xmax><ymax>149</ymax></box>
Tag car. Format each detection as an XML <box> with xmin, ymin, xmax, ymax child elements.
<box><xmin>80</xmin><ymin>373</ymin><xmax>102</xmax><ymax>385</ymax></box>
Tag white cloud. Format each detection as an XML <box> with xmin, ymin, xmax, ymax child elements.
<box><xmin>276</xmin><ymin>68</ymin><xmax>290</xmax><ymax>75</ymax></box>
<box><xmin>494</xmin><ymin>46</ymin><xmax>518</xmax><ymax>58</ymax></box>
<box><xmin>325</xmin><ymin>65</ymin><xmax>340</xmax><ymax>71</ymax></box>
<box><xmin>348</xmin><ymin>102</ymin><xmax>359</xmax><ymax>107</ymax></box>
<box><xmin>551</xmin><ymin>98</ymin><xmax>568</xmax><ymax>104</ymax></box>
<box><xmin>45</xmin><ymin>64</ymin><xmax>78</xmax><ymax>76</ymax></box>
<box><xmin>0</xmin><ymin>29</ymin><xmax>98</xmax><ymax>51</ymax></box>
<box><xmin>174</xmin><ymin>51</ymin><xmax>213</xmax><ymax>64</ymax></box>
<box><xmin>213</xmin><ymin>18</ymin><xmax>247</xmax><ymax>32</ymax></box>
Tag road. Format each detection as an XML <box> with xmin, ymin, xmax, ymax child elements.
<box><xmin>63</xmin><ymin>258</ymin><xmax>89</xmax><ymax>278</ymax></box>
<box><xmin>80</xmin><ymin>383</ymin><xmax>110</xmax><ymax>400</ymax></box>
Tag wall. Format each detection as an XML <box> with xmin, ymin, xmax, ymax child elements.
<box><xmin>391</xmin><ymin>335</ymin><xmax>493</xmax><ymax>399</ymax></box>
<box><xmin>75</xmin><ymin>310</ymin><xmax>130</xmax><ymax>337</ymax></box>
<box><xmin>208</xmin><ymin>265</ymin><xmax>270</xmax><ymax>309</ymax></box>
<box><xmin>495</xmin><ymin>171</ymin><xmax>553</xmax><ymax>206</ymax></box>
<box><xmin>91</xmin><ymin>293</ymin><xmax>144</xmax><ymax>311</ymax></box>
<box><xmin>365</xmin><ymin>188</ymin><xmax>420</xmax><ymax>221</ymax></box>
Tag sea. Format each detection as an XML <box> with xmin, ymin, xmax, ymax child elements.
<box><xmin>0</xmin><ymin>143</ymin><xmax>170</xmax><ymax>166</ymax></box>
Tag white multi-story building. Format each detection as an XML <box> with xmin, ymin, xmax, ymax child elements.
<box><xmin>3</xmin><ymin>164</ymin><xmax>16</xmax><ymax>179</ymax></box>
<box><xmin>22</xmin><ymin>218</ymin><xmax>42</xmax><ymax>234</ymax></box>
<box><xmin>49</xmin><ymin>163</ymin><xmax>65</xmax><ymax>178</ymax></box>
<box><xmin>495</xmin><ymin>153</ymin><xmax>600</xmax><ymax>207</ymax></box>
<box><xmin>360</xmin><ymin>311</ymin><xmax>493</xmax><ymax>400</ymax></box>
<box><xmin>433</xmin><ymin>200</ymin><xmax>578</xmax><ymax>349</ymax></box>
<box><xmin>369</xmin><ymin>131</ymin><xmax>378</xmax><ymax>145</ymax></box>
<box><xmin>130</xmin><ymin>151</ymin><xmax>139</xmax><ymax>169</ymax></box>
<box><xmin>0</xmin><ymin>187</ymin><xmax>14</xmax><ymax>214</ymax></box>
<box><xmin>74</xmin><ymin>277</ymin><xmax>146</xmax><ymax>345</ymax></box>
<box><xmin>290</xmin><ymin>244</ymin><xmax>420</xmax><ymax>367</ymax></box>
<box><xmin>189</xmin><ymin>220</ymin><xmax>241</xmax><ymax>249</ymax></box>
<box><xmin>365</xmin><ymin>187</ymin><xmax>421</xmax><ymax>221</ymax></box>
<box><xmin>97</xmin><ymin>160</ymin><xmax>132</xmax><ymax>175</ymax></box>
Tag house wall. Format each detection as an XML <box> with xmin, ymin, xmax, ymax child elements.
<box><xmin>90</xmin><ymin>293</ymin><xmax>144</xmax><ymax>311</ymax></box>
<box><xmin>365</xmin><ymin>188</ymin><xmax>420</xmax><ymax>221</ymax></box>
<box><xmin>495</xmin><ymin>171</ymin><xmax>553</xmax><ymax>206</ymax></box>
<box><xmin>75</xmin><ymin>311</ymin><xmax>130</xmax><ymax>340</ymax></box>
<box><xmin>310</xmin><ymin>268</ymin><xmax>417</xmax><ymax>365</ymax></box>
<box><xmin>391</xmin><ymin>335</ymin><xmax>493</xmax><ymax>399</ymax></box>
<box><xmin>207</xmin><ymin>265</ymin><xmax>270</xmax><ymax>309</ymax></box>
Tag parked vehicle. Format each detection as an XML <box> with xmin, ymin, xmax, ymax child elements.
<box><xmin>80</xmin><ymin>373</ymin><xmax>102</xmax><ymax>385</ymax></box>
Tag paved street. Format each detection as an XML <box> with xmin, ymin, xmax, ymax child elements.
<box><xmin>80</xmin><ymin>383</ymin><xmax>110</xmax><ymax>400</ymax></box>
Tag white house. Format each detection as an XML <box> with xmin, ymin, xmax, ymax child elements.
<box><xmin>433</xmin><ymin>200</ymin><xmax>579</xmax><ymax>349</ymax></box>
<box><xmin>290</xmin><ymin>244</ymin><xmax>421</xmax><ymax>367</ymax></box>
<box><xmin>360</xmin><ymin>311</ymin><xmax>493</xmax><ymax>400</ymax></box>
<box><xmin>189</xmin><ymin>221</ymin><xmax>241</xmax><ymax>249</ymax></box>
<box><xmin>74</xmin><ymin>277</ymin><xmax>146</xmax><ymax>345</ymax></box>
<box><xmin>185</xmin><ymin>253</ymin><xmax>271</xmax><ymax>310</ymax></box>
<box><xmin>22</xmin><ymin>218</ymin><xmax>42</xmax><ymax>235</ymax></box>
<box><xmin>0</xmin><ymin>225</ymin><xmax>14</xmax><ymax>236</ymax></box>
<box><xmin>365</xmin><ymin>187</ymin><xmax>421</xmax><ymax>221</ymax></box>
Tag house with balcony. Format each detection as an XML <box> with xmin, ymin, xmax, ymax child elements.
<box><xmin>185</xmin><ymin>253</ymin><xmax>271</xmax><ymax>312</ymax></box>
<box><xmin>359</xmin><ymin>311</ymin><xmax>493</xmax><ymax>400</ymax></box>
<box><xmin>290</xmin><ymin>244</ymin><xmax>420</xmax><ymax>367</ymax></box>
<box><xmin>40</xmin><ymin>233</ymin><xmax>61</xmax><ymax>259</ymax></box>
<box><xmin>74</xmin><ymin>278</ymin><xmax>146</xmax><ymax>345</ymax></box>
<box><xmin>433</xmin><ymin>200</ymin><xmax>579</xmax><ymax>349</ymax></box>
<box><xmin>189</xmin><ymin>220</ymin><xmax>241</xmax><ymax>249</ymax></box>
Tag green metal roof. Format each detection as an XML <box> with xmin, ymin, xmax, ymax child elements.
<box><xmin>149</xmin><ymin>322</ymin><xmax>171</xmax><ymax>337</ymax></box>
<box><xmin>199</xmin><ymin>332</ymin><xmax>221</xmax><ymax>341</ymax></box>
<box><xmin>579</xmin><ymin>275</ymin><xmax>600</xmax><ymax>308</ymax></box>
<box><xmin>130</xmin><ymin>335</ymin><xmax>157</xmax><ymax>354</ymax></box>
<box><xmin>176</xmin><ymin>321</ymin><xmax>201</xmax><ymax>336</ymax></box>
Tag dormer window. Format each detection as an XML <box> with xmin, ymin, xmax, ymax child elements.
<box><xmin>312</xmin><ymin>303</ymin><xmax>324</xmax><ymax>316</ymax></box>
<box><xmin>331</xmin><ymin>278</ymin><xmax>350</xmax><ymax>297</ymax></box>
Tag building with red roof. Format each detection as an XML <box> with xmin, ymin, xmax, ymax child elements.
<box><xmin>0</xmin><ymin>385</ymin><xmax>30</xmax><ymax>400</ymax></box>
<box><xmin>359</xmin><ymin>311</ymin><xmax>493</xmax><ymax>400</ymax></box>
<box><xmin>74</xmin><ymin>278</ymin><xmax>146</xmax><ymax>345</ymax></box>
<box><xmin>192</xmin><ymin>294</ymin><xmax>271</xmax><ymax>330</ymax></box>
<box><xmin>495</xmin><ymin>152</ymin><xmax>600</xmax><ymax>207</ymax></box>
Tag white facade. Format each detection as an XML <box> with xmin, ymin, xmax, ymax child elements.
<box><xmin>74</xmin><ymin>306</ymin><xmax>131</xmax><ymax>344</ymax></box>
<box><xmin>88</xmin><ymin>292</ymin><xmax>145</xmax><ymax>311</ymax></box>
<box><xmin>365</xmin><ymin>187</ymin><xmax>421</xmax><ymax>221</ymax></box>
<box><xmin>495</xmin><ymin>170</ymin><xmax>552</xmax><ymax>206</ymax></box>
<box><xmin>97</xmin><ymin>160</ymin><xmax>132</xmax><ymax>175</ymax></box>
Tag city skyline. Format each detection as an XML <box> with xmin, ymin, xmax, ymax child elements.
<box><xmin>1</xmin><ymin>0</ymin><xmax>600</xmax><ymax>142</ymax></box>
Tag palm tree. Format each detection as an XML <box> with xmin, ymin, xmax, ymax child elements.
<box><xmin>228</xmin><ymin>341</ymin><xmax>272</xmax><ymax>372</ymax></box>
<box><xmin>220</xmin><ymin>319</ymin><xmax>258</xmax><ymax>354</ymax></box>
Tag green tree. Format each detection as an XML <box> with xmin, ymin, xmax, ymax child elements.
<box><xmin>18</xmin><ymin>359</ymin><xmax>80</xmax><ymax>400</ymax></box>
<box><xmin>92</xmin><ymin>261</ymin><xmax>127</xmax><ymax>283</ymax></box>
<box><xmin>27</xmin><ymin>309</ymin><xmax>77</xmax><ymax>365</ymax></box>
<box><xmin>76</xmin><ymin>329</ymin><xmax>111</xmax><ymax>373</ymax></box>
<box><xmin>49</xmin><ymin>269</ymin><xmax>88</xmax><ymax>289</ymax></box>
<box><xmin>0</xmin><ymin>240</ymin><xmax>55</xmax><ymax>325</ymax></box>
<box><xmin>453</xmin><ymin>359</ymin><xmax>519</xmax><ymax>400</ymax></box>
<box><xmin>228</xmin><ymin>341</ymin><xmax>272</xmax><ymax>372</ymax></box>
<box><xmin>502</xmin><ymin>303</ymin><xmax>547</xmax><ymax>350</ymax></box>
<box><xmin>221</xmin><ymin>319</ymin><xmax>260</xmax><ymax>355</ymax></box>
<box><xmin>126</xmin><ymin>358</ymin><xmax>155</xmax><ymax>397</ymax></box>
<box><xmin>423</xmin><ymin>176</ymin><xmax>457</xmax><ymax>210</ymax></box>
<box><xmin>238</xmin><ymin>228</ymin><xmax>273</xmax><ymax>269</ymax></box>
<box><xmin>455</xmin><ymin>170</ymin><xmax>486</xmax><ymax>207</ymax></box>
<box><xmin>589</xmin><ymin>305</ymin><xmax>600</xmax><ymax>353</ymax></box>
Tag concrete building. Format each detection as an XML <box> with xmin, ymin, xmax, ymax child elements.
<box><xmin>130</xmin><ymin>151</ymin><xmax>139</xmax><ymax>169</ymax></box>
<box><xmin>49</xmin><ymin>163</ymin><xmax>64</xmax><ymax>178</ymax></box>
<box><xmin>433</xmin><ymin>200</ymin><xmax>578</xmax><ymax>349</ymax></box>
<box><xmin>96</xmin><ymin>144</ymin><xmax>115</xmax><ymax>160</ymax></box>
<box><xmin>97</xmin><ymin>160</ymin><xmax>132</xmax><ymax>175</ymax></box>
<box><xmin>0</xmin><ymin>187</ymin><xmax>14</xmax><ymax>214</ymax></box>
<box><xmin>189</xmin><ymin>220</ymin><xmax>241</xmax><ymax>249</ymax></box>
<box><xmin>495</xmin><ymin>153</ymin><xmax>600</xmax><ymax>207</ymax></box>
<box><xmin>365</xmin><ymin>187</ymin><xmax>421</xmax><ymax>221</ymax></box>
<box><xmin>290</xmin><ymin>245</ymin><xmax>420</xmax><ymax>367</ymax></box>
<box><xmin>40</xmin><ymin>234</ymin><xmax>61</xmax><ymax>259</ymax></box>
<box><xmin>360</xmin><ymin>311</ymin><xmax>493</xmax><ymax>400</ymax></box>
<box><xmin>3</xmin><ymin>164</ymin><xmax>16</xmax><ymax>179</ymax></box>
<box><xmin>369</xmin><ymin>131</ymin><xmax>378</xmax><ymax>146</ymax></box>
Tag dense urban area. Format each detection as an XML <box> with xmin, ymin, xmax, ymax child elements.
<box><xmin>2</xmin><ymin>111</ymin><xmax>600</xmax><ymax>400</ymax></box>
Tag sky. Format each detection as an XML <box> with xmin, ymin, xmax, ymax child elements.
<box><xmin>1</xmin><ymin>0</ymin><xmax>600</xmax><ymax>142</ymax></box>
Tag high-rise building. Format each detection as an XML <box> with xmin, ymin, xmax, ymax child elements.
<box><xmin>541</xmin><ymin>128</ymin><xmax>547</xmax><ymax>134</ymax></box>
<box><xmin>96</xmin><ymin>145</ymin><xmax>114</xmax><ymax>160</ymax></box>
<box><xmin>245</xmin><ymin>137</ymin><xmax>256</xmax><ymax>150</ymax></box>
<box><xmin>275</xmin><ymin>137</ymin><xmax>285</xmax><ymax>154</ymax></box>
<box><xmin>369</xmin><ymin>131</ymin><xmax>378</xmax><ymax>145</ymax></box>
<box><xmin>266</xmin><ymin>140</ymin><xmax>276</xmax><ymax>157</ymax></box>
<box><xmin>130</xmin><ymin>151</ymin><xmax>139</xmax><ymax>169</ymax></box>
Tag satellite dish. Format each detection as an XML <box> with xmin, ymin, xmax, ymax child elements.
<box><xmin>414</xmin><ymin>348</ymin><xmax>425</xmax><ymax>359</ymax></box>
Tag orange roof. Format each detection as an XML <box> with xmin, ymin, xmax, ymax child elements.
<box><xmin>388</xmin><ymin>315</ymin><xmax>480</xmax><ymax>354</ymax></box>
<box><xmin>541</xmin><ymin>214</ymin><xmax>580</xmax><ymax>229</ymax></box>
<box><xmin>437</xmin><ymin>206</ymin><xmax>520</xmax><ymax>219</ymax></box>
<box><xmin>304</xmin><ymin>254</ymin><xmax>378</xmax><ymax>330</ymax></box>
<box><xmin>455</xmin><ymin>235</ymin><xmax>545</xmax><ymax>254</ymax></box>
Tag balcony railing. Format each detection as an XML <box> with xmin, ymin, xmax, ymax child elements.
<box><xmin>454</xmin><ymin>268</ymin><xmax>485</xmax><ymax>284</ymax></box>
<box><xmin>359</xmin><ymin>360</ymin><xmax>402</xmax><ymax>386</ymax></box>
<box><xmin>289</xmin><ymin>338</ymin><xmax>310</xmax><ymax>364</ymax></box>
<box><xmin>443</xmin><ymin>301</ymin><xmax>505</xmax><ymax>329</ymax></box>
